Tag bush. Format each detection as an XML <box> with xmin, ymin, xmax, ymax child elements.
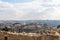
<box><xmin>57</xmin><ymin>25</ymin><xmax>60</xmax><ymax>29</ymax></box>
<box><xmin>2</xmin><ymin>27</ymin><xmax>10</xmax><ymax>31</ymax></box>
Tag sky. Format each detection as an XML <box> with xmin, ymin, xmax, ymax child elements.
<box><xmin>0</xmin><ymin>0</ymin><xmax>60</xmax><ymax>20</ymax></box>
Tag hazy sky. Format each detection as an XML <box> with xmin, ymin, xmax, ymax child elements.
<box><xmin>0</xmin><ymin>0</ymin><xmax>60</xmax><ymax>20</ymax></box>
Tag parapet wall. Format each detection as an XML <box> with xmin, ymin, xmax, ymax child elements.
<box><xmin>0</xmin><ymin>31</ymin><xmax>59</xmax><ymax>40</ymax></box>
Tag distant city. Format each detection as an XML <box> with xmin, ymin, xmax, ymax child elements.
<box><xmin>0</xmin><ymin>20</ymin><xmax>60</xmax><ymax>40</ymax></box>
<box><xmin>0</xmin><ymin>20</ymin><xmax>59</xmax><ymax>33</ymax></box>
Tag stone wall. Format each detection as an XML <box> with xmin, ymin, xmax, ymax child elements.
<box><xmin>0</xmin><ymin>31</ymin><xmax>59</xmax><ymax>40</ymax></box>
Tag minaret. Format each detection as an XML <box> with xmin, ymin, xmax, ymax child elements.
<box><xmin>23</xmin><ymin>21</ymin><xmax>26</xmax><ymax>25</ymax></box>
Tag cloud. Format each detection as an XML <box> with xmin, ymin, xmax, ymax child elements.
<box><xmin>0</xmin><ymin>0</ymin><xmax>60</xmax><ymax>20</ymax></box>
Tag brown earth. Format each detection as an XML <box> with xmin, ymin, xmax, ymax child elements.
<box><xmin>0</xmin><ymin>31</ymin><xmax>59</xmax><ymax>40</ymax></box>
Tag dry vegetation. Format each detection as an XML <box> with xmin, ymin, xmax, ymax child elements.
<box><xmin>0</xmin><ymin>30</ymin><xmax>60</xmax><ymax>40</ymax></box>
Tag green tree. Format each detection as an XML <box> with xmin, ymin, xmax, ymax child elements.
<box><xmin>57</xmin><ymin>25</ymin><xmax>60</xmax><ymax>29</ymax></box>
<box><xmin>2</xmin><ymin>27</ymin><xmax>10</xmax><ymax>31</ymax></box>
